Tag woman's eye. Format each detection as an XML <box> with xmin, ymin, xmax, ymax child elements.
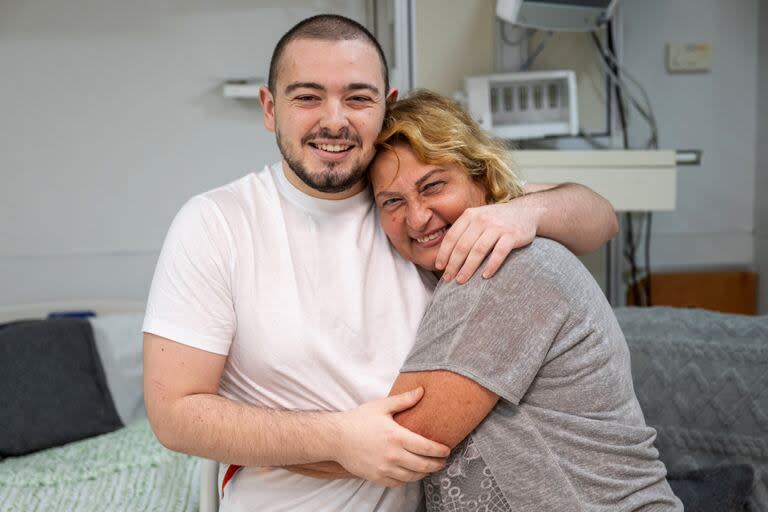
<box><xmin>422</xmin><ymin>181</ymin><xmax>445</xmax><ymax>193</ymax></box>
<box><xmin>381</xmin><ymin>198</ymin><xmax>402</xmax><ymax>208</ymax></box>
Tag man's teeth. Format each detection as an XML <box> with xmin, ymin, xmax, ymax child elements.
<box><xmin>415</xmin><ymin>229</ymin><xmax>445</xmax><ymax>243</ymax></box>
<box><xmin>316</xmin><ymin>143</ymin><xmax>351</xmax><ymax>153</ymax></box>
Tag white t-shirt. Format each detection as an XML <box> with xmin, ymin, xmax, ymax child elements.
<box><xmin>143</xmin><ymin>162</ymin><xmax>433</xmax><ymax>511</ymax></box>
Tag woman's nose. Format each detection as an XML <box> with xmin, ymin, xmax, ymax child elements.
<box><xmin>406</xmin><ymin>202</ymin><xmax>432</xmax><ymax>230</ymax></box>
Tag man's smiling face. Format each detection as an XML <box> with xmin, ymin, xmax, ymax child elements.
<box><xmin>261</xmin><ymin>38</ymin><xmax>395</xmax><ymax>199</ymax></box>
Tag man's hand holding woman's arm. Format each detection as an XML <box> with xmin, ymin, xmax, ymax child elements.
<box><xmin>144</xmin><ymin>333</ymin><xmax>449</xmax><ymax>488</ymax></box>
<box><xmin>285</xmin><ymin>371</ymin><xmax>498</xmax><ymax>481</ymax></box>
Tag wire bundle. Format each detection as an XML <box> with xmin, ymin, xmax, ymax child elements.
<box><xmin>497</xmin><ymin>13</ymin><xmax>661</xmax><ymax>306</ymax></box>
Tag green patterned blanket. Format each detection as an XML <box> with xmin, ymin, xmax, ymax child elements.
<box><xmin>0</xmin><ymin>419</ymin><xmax>199</xmax><ymax>512</ymax></box>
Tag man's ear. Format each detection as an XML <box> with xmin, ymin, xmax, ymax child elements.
<box><xmin>260</xmin><ymin>86</ymin><xmax>276</xmax><ymax>133</ymax></box>
<box><xmin>386</xmin><ymin>88</ymin><xmax>399</xmax><ymax>104</ymax></box>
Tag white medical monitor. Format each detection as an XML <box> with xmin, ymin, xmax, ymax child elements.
<box><xmin>496</xmin><ymin>0</ymin><xmax>616</xmax><ymax>32</ymax></box>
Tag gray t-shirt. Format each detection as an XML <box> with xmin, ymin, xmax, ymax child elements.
<box><xmin>401</xmin><ymin>238</ymin><xmax>683</xmax><ymax>512</ymax></box>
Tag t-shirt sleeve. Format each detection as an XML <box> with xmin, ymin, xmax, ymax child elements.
<box><xmin>400</xmin><ymin>243</ymin><xmax>571</xmax><ymax>405</ymax></box>
<box><xmin>142</xmin><ymin>196</ymin><xmax>236</xmax><ymax>355</ymax></box>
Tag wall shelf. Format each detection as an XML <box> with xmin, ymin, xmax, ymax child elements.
<box><xmin>222</xmin><ymin>79</ymin><xmax>264</xmax><ymax>99</ymax></box>
<box><xmin>516</xmin><ymin>150</ymin><xmax>677</xmax><ymax>212</ymax></box>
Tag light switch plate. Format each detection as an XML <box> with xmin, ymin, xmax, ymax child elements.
<box><xmin>667</xmin><ymin>43</ymin><xmax>712</xmax><ymax>73</ymax></box>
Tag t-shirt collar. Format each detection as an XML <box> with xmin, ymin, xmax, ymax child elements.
<box><xmin>272</xmin><ymin>161</ymin><xmax>372</xmax><ymax>215</ymax></box>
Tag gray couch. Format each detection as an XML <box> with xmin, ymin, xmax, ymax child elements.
<box><xmin>616</xmin><ymin>307</ymin><xmax>767</xmax><ymax>511</ymax></box>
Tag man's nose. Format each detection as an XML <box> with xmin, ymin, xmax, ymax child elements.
<box><xmin>319</xmin><ymin>99</ymin><xmax>349</xmax><ymax>134</ymax></box>
<box><xmin>406</xmin><ymin>202</ymin><xmax>432</xmax><ymax>230</ymax></box>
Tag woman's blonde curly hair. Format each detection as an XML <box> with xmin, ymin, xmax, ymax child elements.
<box><xmin>375</xmin><ymin>89</ymin><xmax>525</xmax><ymax>204</ymax></box>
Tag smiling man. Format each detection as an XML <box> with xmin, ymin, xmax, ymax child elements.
<box><xmin>265</xmin><ymin>36</ymin><xmax>388</xmax><ymax>198</ymax></box>
<box><xmin>142</xmin><ymin>14</ymin><xmax>618</xmax><ymax>512</ymax></box>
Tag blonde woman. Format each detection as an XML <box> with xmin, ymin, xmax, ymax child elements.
<box><xmin>370</xmin><ymin>90</ymin><xmax>682</xmax><ymax>511</ymax></box>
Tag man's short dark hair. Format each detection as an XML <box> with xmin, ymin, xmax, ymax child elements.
<box><xmin>268</xmin><ymin>14</ymin><xmax>390</xmax><ymax>94</ymax></box>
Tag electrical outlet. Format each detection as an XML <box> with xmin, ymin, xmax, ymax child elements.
<box><xmin>666</xmin><ymin>43</ymin><xmax>711</xmax><ymax>73</ymax></box>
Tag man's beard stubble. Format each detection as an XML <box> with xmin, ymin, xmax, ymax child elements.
<box><xmin>276</xmin><ymin>129</ymin><xmax>369</xmax><ymax>194</ymax></box>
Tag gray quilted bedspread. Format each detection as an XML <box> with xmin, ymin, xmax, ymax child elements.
<box><xmin>0</xmin><ymin>419</ymin><xmax>198</xmax><ymax>512</ymax></box>
<box><xmin>615</xmin><ymin>307</ymin><xmax>768</xmax><ymax>511</ymax></box>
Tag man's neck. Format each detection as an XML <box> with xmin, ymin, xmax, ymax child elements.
<box><xmin>281</xmin><ymin>161</ymin><xmax>367</xmax><ymax>201</ymax></box>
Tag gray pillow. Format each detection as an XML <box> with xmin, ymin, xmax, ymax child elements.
<box><xmin>0</xmin><ymin>319</ymin><xmax>123</xmax><ymax>456</ymax></box>
<box><xmin>668</xmin><ymin>464</ymin><xmax>753</xmax><ymax>512</ymax></box>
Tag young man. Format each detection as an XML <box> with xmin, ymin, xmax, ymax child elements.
<box><xmin>142</xmin><ymin>14</ymin><xmax>618</xmax><ymax>512</ymax></box>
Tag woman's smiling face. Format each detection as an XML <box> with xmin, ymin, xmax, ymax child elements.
<box><xmin>370</xmin><ymin>142</ymin><xmax>487</xmax><ymax>272</ymax></box>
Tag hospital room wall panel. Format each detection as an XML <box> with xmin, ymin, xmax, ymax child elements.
<box><xmin>0</xmin><ymin>0</ymin><xmax>365</xmax><ymax>306</ymax></box>
<box><xmin>413</xmin><ymin>0</ymin><xmax>496</xmax><ymax>96</ymax></box>
<box><xmin>620</xmin><ymin>0</ymin><xmax>759</xmax><ymax>272</ymax></box>
<box><xmin>0</xmin><ymin>252</ymin><xmax>157</xmax><ymax>306</ymax></box>
<box><xmin>1</xmin><ymin>0</ymin><xmax>764</xmax><ymax>309</ymax></box>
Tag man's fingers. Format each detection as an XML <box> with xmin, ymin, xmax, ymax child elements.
<box><xmin>337</xmin><ymin>388</ymin><xmax>449</xmax><ymax>484</ymax></box>
<box><xmin>454</xmin><ymin>230</ymin><xmax>500</xmax><ymax>284</ymax></box>
<box><xmin>435</xmin><ymin>216</ymin><xmax>469</xmax><ymax>270</ymax></box>
<box><xmin>396</xmin><ymin>450</ymin><xmax>447</xmax><ymax>475</ymax></box>
<box><xmin>385</xmin><ymin>466</ymin><xmax>430</xmax><ymax>484</ymax></box>
<box><xmin>377</xmin><ymin>477</ymin><xmax>407</xmax><ymax>488</ymax></box>
<box><xmin>380</xmin><ymin>387</ymin><xmax>424</xmax><ymax>414</ymax></box>
<box><xmin>480</xmin><ymin>234</ymin><xmax>522</xmax><ymax>279</ymax></box>
<box><xmin>441</xmin><ymin>224</ymin><xmax>483</xmax><ymax>281</ymax></box>
<box><xmin>400</xmin><ymin>429</ymin><xmax>451</xmax><ymax>458</ymax></box>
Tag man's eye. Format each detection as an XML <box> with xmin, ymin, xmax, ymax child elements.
<box><xmin>295</xmin><ymin>95</ymin><xmax>319</xmax><ymax>102</ymax></box>
<box><xmin>349</xmin><ymin>96</ymin><xmax>373</xmax><ymax>104</ymax></box>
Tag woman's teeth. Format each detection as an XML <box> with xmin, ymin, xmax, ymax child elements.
<box><xmin>415</xmin><ymin>229</ymin><xmax>445</xmax><ymax>244</ymax></box>
<box><xmin>316</xmin><ymin>143</ymin><xmax>351</xmax><ymax>153</ymax></box>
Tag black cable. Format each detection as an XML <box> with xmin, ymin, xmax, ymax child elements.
<box><xmin>626</xmin><ymin>213</ymin><xmax>641</xmax><ymax>305</ymax></box>
<box><xmin>594</xmin><ymin>27</ymin><xmax>637</xmax><ymax>304</ymax></box>
<box><xmin>522</xmin><ymin>31</ymin><xmax>554</xmax><ymax>70</ymax></box>
<box><xmin>603</xmin><ymin>26</ymin><xmax>629</xmax><ymax>150</ymax></box>
<box><xmin>499</xmin><ymin>21</ymin><xmax>533</xmax><ymax>46</ymax></box>
<box><xmin>609</xmin><ymin>21</ymin><xmax>655</xmax><ymax>306</ymax></box>
<box><xmin>644</xmin><ymin>213</ymin><xmax>653</xmax><ymax>305</ymax></box>
<box><xmin>635</xmin><ymin>211</ymin><xmax>648</xmax><ymax>305</ymax></box>
<box><xmin>590</xmin><ymin>30</ymin><xmax>629</xmax><ymax>149</ymax></box>
<box><xmin>598</xmin><ymin>21</ymin><xmax>655</xmax><ymax>307</ymax></box>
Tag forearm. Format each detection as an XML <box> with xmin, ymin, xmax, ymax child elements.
<box><xmin>146</xmin><ymin>334</ymin><xmax>447</xmax><ymax>485</ymax></box>
<box><xmin>149</xmin><ymin>392</ymin><xmax>340</xmax><ymax>467</ymax></box>
<box><xmin>525</xmin><ymin>182</ymin><xmax>618</xmax><ymax>255</ymax></box>
<box><xmin>390</xmin><ymin>371</ymin><xmax>499</xmax><ymax>450</ymax></box>
<box><xmin>286</xmin><ymin>370</ymin><xmax>493</xmax><ymax>479</ymax></box>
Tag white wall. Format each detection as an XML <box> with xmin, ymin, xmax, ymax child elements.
<box><xmin>620</xmin><ymin>0</ymin><xmax>758</xmax><ymax>271</ymax></box>
<box><xmin>0</xmin><ymin>0</ymin><xmax>365</xmax><ymax>306</ymax></box>
<box><xmin>756</xmin><ymin>1</ymin><xmax>768</xmax><ymax>313</ymax></box>
<box><xmin>413</xmin><ymin>0</ymin><xmax>495</xmax><ymax>96</ymax></box>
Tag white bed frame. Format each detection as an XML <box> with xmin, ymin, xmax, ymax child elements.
<box><xmin>200</xmin><ymin>460</ymin><xmax>219</xmax><ymax>512</ymax></box>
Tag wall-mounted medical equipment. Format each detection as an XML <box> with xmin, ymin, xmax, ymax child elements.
<box><xmin>496</xmin><ymin>0</ymin><xmax>620</xmax><ymax>32</ymax></box>
<box><xmin>465</xmin><ymin>70</ymin><xmax>578</xmax><ymax>140</ymax></box>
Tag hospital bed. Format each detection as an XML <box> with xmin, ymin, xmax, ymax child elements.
<box><xmin>0</xmin><ymin>300</ymin><xmax>201</xmax><ymax>512</ymax></box>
